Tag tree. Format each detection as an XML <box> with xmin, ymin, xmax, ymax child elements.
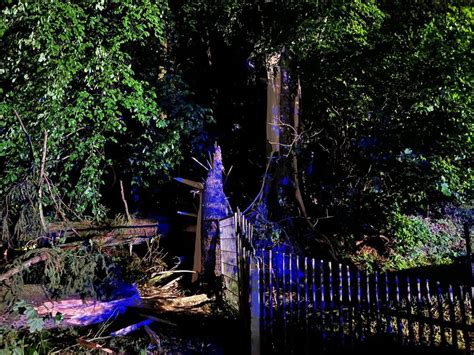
<box><xmin>0</xmin><ymin>0</ymin><xmax>209</xmax><ymax>221</ymax></box>
<box><xmin>171</xmin><ymin>1</ymin><xmax>472</xmax><ymax>263</ymax></box>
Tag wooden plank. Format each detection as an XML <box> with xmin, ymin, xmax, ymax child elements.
<box><xmin>261</xmin><ymin>250</ymin><xmax>267</xmax><ymax>333</ymax></box>
<box><xmin>191</xmin><ymin>193</ymin><xmax>202</xmax><ymax>283</ymax></box>
<box><xmin>356</xmin><ymin>270</ymin><xmax>363</xmax><ymax>342</ymax></box>
<box><xmin>456</xmin><ymin>285</ymin><xmax>471</xmax><ymax>352</ymax></box>
<box><xmin>338</xmin><ymin>263</ymin><xmax>345</xmax><ymax>346</ymax></box>
<box><xmin>385</xmin><ymin>273</ymin><xmax>393</xmax><ymax>335</ymax></box>
<box><xmin>416</xmin><ymin>278</ymin><xmax>424</xmax><ymax>346</ymax></box>
<box><xmin>304</xmin><ymin>257</ymin><xmax>309</xmax><ymax>328</ymax></box>
<box><xmin>395</xmin><ymin>275</ymin><xmax>404</xmax><ymax>340</ymax></box>
<box><xmin>304</xmin><ymin>256</ymin><xmax>309</xmax><ymax>353</ymax></box>
<box><xmin>436</xmin><ymin>281</ymin><xmax>448</xmax><ymax>346</ymax></box>
<box><xmin>320</xmin><ymin>260</ymin><xmax>327</xmax><ymax>345</ymax></box>
<box><xmin>269</xmin><ymin>250</ymin><xmax>274</xmax><ymax>328</ymax></box>
<box><xmin>374</xmin><ymin>272</ymin><xmax>381</xmax><ymax>333</ymax></box>
<box><xmin>425</xmin><ymin>279</ymin><xmax>436</xmax><ymax>347</ymax></box>
<box><xmin>296</xmin><ymin>255</ymin><xmax>301</xmax><ymax>324</ymax></box>
<box><xmin>347</xmin><ymin>265</ymin><xmax>355</xmax><ymax>344</ymax></box>
<box><xmin>282</xmin><ymin>253</ymin><xmax>287</xmax><ymax>349</ymax></box>
<box><xmin>221</xmin><ymin>262</ymin><xmax>239</xmax><ymax>276</ymax></box>
<box><xmin>365</xmin><ymin>271</ymin><xmax>371</xmax><ymax>339</ymax></box>
<box><xmin>174</xmin><ymin>177</ymin><xmax>203</xmax><ymax>190</ymax></box>
<box><xmin>289</xmin><ymin>253</ymin><xmax>294</xmax><ymax>324</ymax></box>
<box><xmin>311</xmin><ymin>258</ymin><xmax>317</xmax><ymax>325</ymax></box>
<box><xmin>406</xmin><ymin>276</ymin><xmax>415</xmax><ymax>344</ymax></box>
<box><xmin>328</xmin><ymin>261</ymin><xmax>334</xmax><ymax>338</ymax></box>
<box><xmin>250</xmin><ymin>258</ymin><xmax>261</xmax><ymax>355</ymax></box>
<box><xmin>448</xmin><ymin>285</ymin><xmax>458</xmax><ymax>350</ymax></box>
<box><xmin>177</xmin><ymin>211</ymin><xmax>198</xmax><ymax>217</ymax></box>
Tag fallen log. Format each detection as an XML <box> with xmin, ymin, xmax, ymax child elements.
<box><xmin>136</xmin><ymin>294</ymin><xmax>212</xmax><ymax>314</ymax></box>
<box><xmin>0</xmin><ymin>252</ymin><xmax>49</xmax><ymax>282</ymax></box>
<box><xmin>0</xmin><ymin>234</ymin><xmax>154</xmax><ymax>283</ymax></box>
<box><xmin>110</xmin><ymin>319</ymin><xmax>153</xmax><ymax>337</ymax></box>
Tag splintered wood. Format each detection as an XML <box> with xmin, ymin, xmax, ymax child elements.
<box><xmin>0</xmin><ymin>278</ymin><xmax>212</xmax><ymax>330</ymax></box>
<box><xmin>138</xmin><ymin>294</ymin><xmax>212</xmax><ymax>315</ymax></box>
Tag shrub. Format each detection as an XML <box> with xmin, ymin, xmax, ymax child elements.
<box><xmin>384</xmin><ymin>211</ymin><xmax>465</xmax><ymax>271</ymax></box>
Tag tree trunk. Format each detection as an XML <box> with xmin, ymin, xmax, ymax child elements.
<box><xmin>201</xmin><ymin>145</ymin><xmax>230</xmax><ymax>282</ymax></box>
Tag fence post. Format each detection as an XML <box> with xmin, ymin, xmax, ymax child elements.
<box><xmin>250</xmin><ymin>256</ymin><xmax>261</xmax><ymax>355</ymax></box>
<box><xmin>464</xmin><ymin>223</ymin><xmax>473</xmax><ymax>316</ymax></box>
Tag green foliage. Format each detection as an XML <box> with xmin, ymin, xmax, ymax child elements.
<box><xmin>12</xmin><ymin>300</ymin><xmax>45</xmax><ymax>334</ymax></box>
<box><xmin>170</xmin><ymin>1</ymin><xmax>472</xmax><ymax>264</ymax></box>
<box><xmin>290</xmin><ymin>2</ymin><xmax>472</xmax><ymax>244</ymax></box>
<box><xmin>0</xmin><ymin>0</ymin><xmax>209</xmax><ymax>218</ymax></box>
<box><xmin>39</xmin><ymin>245</ymin><xmax>118</xmax><ymax>299</ymax></box>
<box><xmin>0</xmin><ymin>325</ymin><xmax>81</xmax><ymax>354</ymax></box>
<box><xmin>385</xmin><ymin>211</ymin><xmax>465</xmax><ymax>271</ymax></box>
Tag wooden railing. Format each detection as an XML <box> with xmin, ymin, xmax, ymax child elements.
<box><xmin>218</xmin><ymin>211</ymin><xmax>473</xmax><ymax>354</ymax></box>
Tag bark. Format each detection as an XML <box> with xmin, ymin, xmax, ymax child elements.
<box><xmin>266</xmin><ymin>53</ymin><xmax>282</xmax><ymax>157</ymax></box>
<box><xmin>201</xmin><ymin>146</ymin><xmax>230</xmax><ymax>282</ymax></box>
<box><xmin>291</xmin><ymin>78</ymin><xmax>309</xmax><ymax>219</ymax></box>
<box><xmin>0</xmin><ymin>253</ymin><xmax>49</xmax><ymax>282</ymax></box>
<box><xmin>0</xmin><ymin>225</ymin><xmax>157</xmax><ymax>282</ymax></box>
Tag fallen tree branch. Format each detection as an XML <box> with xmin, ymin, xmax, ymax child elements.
<box><xmin>119</xmin><ymin>180</ymin><xmax>132</xmax><ymax>224</ymax></box>
<box><xmin>0</xmin><ymin>252</ymin><xmax>49</xmax><ymax>282</ymax></box>
<box><xmin>38</xmin><ymin>130</ymin><xmax>48</xmax><ymax>233</ymax></box>
<box><xmin>14</xmin><ymin>110</ymin><xmax>36</xmax><ymax>164</ymax></box>
<box><xmin>110</xmin><ymin>319</ymin><xmax>153</xmax><ymax>337</ymax></box>
<box><xmin>0</xmin><ymin>235</ymin><xmax>153</xmax><ymax>282</ymax></box>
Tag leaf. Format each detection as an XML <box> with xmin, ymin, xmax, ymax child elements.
<box><xmin>27</xmin><ymin>317</ymin><xmax>44</xmax><ymax>333</ymax></box>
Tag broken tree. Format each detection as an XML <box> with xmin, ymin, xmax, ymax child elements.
<box><xmin>201</xmin><ymin>145</ymin><xmax>231</xmax><ymax>284</ymax></box>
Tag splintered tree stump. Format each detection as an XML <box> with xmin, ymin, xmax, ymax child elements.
<box><xmin>201</xmin><ymin>145</ymin><xmax>230</xmax><ymax>282</ymax></box>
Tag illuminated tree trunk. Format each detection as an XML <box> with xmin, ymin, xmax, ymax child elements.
<box><xmin>264</xmin><ymin>52</ymin><xmax>308</xmax><ymax>224</ymax></box>
<box><xmin>201</xmin><ymin>145</ymin><xmax>230</xmax><ymax>282</ymax></box>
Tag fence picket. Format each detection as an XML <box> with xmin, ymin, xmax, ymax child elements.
<box><xmin>436</xmin><ymin>281</ymin><xmax>447</xmax><ymax>346</ymax></box>
<box><xmin>337</xmin><ymin>263</ymin><xmax>345</xmax><ymax>346</ymax></box>
<box><xmin>311</xmin><ymin>258</ymin><xmax>317</xmax><ymax>338</ymax></box>
<box><xmin>320</xmin><ymin>260</ymin><xmax>327</xmax><ymax>346</ymax></box>
<box><xmin>448</xmin><ymin>285</ymin><xmax>458</xmax><ymax>350</ymax></box>
<box><xmin>304</xmin><ymin>257</ymin><xmax>309</xmax><ymax>328</ymax></box>
<box><xmin>296</xmin><ymin>255</ymin><xmax>301</xmax><ymax>325</ymax></box>
<box><xmin>269</xmin><ymin>249</ymin><xmax>274</xmax><ymax>331</ymax></box>
<box><xmin>456</xmin><ymin>285</ymin><xmax>470</xmax><ymax>353</ymax></box>
<box><xmin>218</xmin><ymin>215</ymin><xmax>472</xmax><ymax>354</ymax></box>
<box><xmin>328</xmin><ymin>261</ymin><xmax>334</xmax><ymax>339</ymax></box>
<box><xmin>416</xmin><ymin>278</ymin><xmax>424</xmax><ymax>346</ymax></box>
<box><xmin>365</xmin><ymin>271</ymin><xmax>371</xmax><ymax>338</ymax></box>
<box><xmin>425</xmin><ymin>279</ymin><xmax>436</xmax><ymax>347</ymax></box>
<box><xmin>406</xmin><ymin>276</ymin><xmax>415</xmax><ymax>344</ymax></box>
<box><xmin>395</xmin><ymin>275</ymin><xmax>404</xmax><ymax>341</ymax></box>
<box><xmin>346</xmin><ymin>265</ymin><xmax>354</xmax><ymax>344</ymax></box>
<box><xmin>356</xmin><ymin>269</ymin><xmax>363</xmax><ymax>343</ymax></box>
<box><xmin>384</xmin><ymin>273</ymin><xmax>392</xmax><ymax>335</ymax></box>
<box><xmin>289</xmin><ymin>253</ymin><xmax>294</xmax><ymax>326</ymax></box>
<box><xmin>261</xmin><ymin>250</ymin><xmax>267</xmax><ymax>334</ymax></box>
<box><xmin>374</xmin><ymin>272</ymin><xmax>382</xmax><ymax>333</ymax></box>
<box><xmin>250</xmin><ymin>256</ymin><xmax>261</xmax><ymax>355</ymax></box>
<box><xmin>304</xmin><ymin>257</ymin><xmax>309</xmax><ymax>353</ymax></box>
<box><xmin>282</xmin><ymin>252</ymin><xmax>287</xmax><ymax>351</ymax></box>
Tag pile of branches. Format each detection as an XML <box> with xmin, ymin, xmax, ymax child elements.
<box><xmin>0</xmin><ymin>113</ymin><xmax>166</xmax><ymax>305</ymax></box>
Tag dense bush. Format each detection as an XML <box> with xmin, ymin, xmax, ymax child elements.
<box><xmin>351</xmin><ymin>210</ymin><xmax>466</xmax><ymax>271</ymax></box>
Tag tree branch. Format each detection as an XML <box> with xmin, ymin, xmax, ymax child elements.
<box><xmin>38</xmin><ymin>130</ymin><xmax>48</xmax><ymax>233</ymax></box>
<box><xmin>14</xmin><ymin>110</ymin><xmax>36</xmax><ymax>164</ymax></box>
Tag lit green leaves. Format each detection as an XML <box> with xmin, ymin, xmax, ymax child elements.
<box><xmin>0</xmin><ymin>0</ymin><xmax>207</xmax><ymax>218</ymax></box>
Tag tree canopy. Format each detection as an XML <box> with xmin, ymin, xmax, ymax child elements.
<box><xmin>0</xmin><ymin>0</ymin><xmax>209</xmax><ymax>218</ymax></box>
<box><xmin>1</xmin><ymin>0</ymin><xmax>472</xmax><ymax>269</ymax></box>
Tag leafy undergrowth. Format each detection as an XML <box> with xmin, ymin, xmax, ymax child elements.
<box><xmin>0</xmin><ymin>308</ymin><xmax>244</xmax><ymax>354</ymax></box>
<box><xmin>0</xmin><ymin>280</ymin><xmax>243</xmax><ymax>355</ymax></box>
<box><xmin>348</xmin><ymin>211</ymin><xmax>466</xmax><ymax>272</ymax></box>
